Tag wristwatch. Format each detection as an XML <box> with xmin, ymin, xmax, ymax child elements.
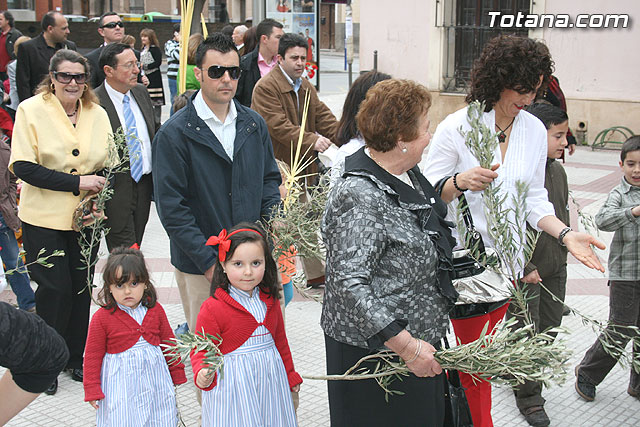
<box><xmin>557</xmin><ymin>226</ymin><xmax>572</xmax><ymax>246</ymax></box>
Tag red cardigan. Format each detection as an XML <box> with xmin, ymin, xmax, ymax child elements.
<box><xmin>83</xmin><ymin>303</ymin><xmax>187</xmax><ymax>401</ymax></box>
<box><xmin>191</xmin><ymin>287</ymin><xmax>303</xmax><ymax>391</ymax></box>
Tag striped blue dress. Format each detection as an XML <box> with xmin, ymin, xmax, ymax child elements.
<box><xmin>96</xmin><ymin>304</ymin><xmax>179</xmax><ymax>427</ymax></box>
<box><xmin>202</xmin><ymin>286</ymin><xmax>297</xmax><ymax>426</ymax></box>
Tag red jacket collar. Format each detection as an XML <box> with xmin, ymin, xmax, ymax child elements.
<box><xmin>214</xmin><ymin>286</ymin><xmax>275</xmax><ymax>312</ymax></box>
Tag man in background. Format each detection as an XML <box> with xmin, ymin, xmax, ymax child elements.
<box><xmin>235</xmin><ymin>18</ymin><xmax>283</xmax><ymax>107</ymax></box>
<box><xmin>16</xmin><ymin>11</ymin><xmax>75</xmax><ymax>102</ymax></box>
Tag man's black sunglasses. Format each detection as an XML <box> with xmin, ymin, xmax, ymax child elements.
<box><xmin>207</xmin><ymin>66</ymin><xmax>241</xmax><ymax>80</ymax></box>
<box><xmin>53</xmin><ymin>72</ymin><xmax>88</xmax><ymax>84</ymax></box>
<box><xmin>101</xmin><ymin>21</ymin><xmax>124</xmax><ymax>29</ymax></box>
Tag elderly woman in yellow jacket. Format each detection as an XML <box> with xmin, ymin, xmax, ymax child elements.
<box><xmin>9</xmin><ymin>49</ymin><xmax>110</xmax><ymax>395</ymax></box>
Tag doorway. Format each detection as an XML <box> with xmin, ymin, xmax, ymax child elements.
<box><xmin>319</xmin><ymin>3</ymin><xmax>335</xmax><ymax>49</ymax></box>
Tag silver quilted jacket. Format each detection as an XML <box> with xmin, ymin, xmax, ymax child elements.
<box><xmin>321</xmin><ymin>149</ymin><xmax>456</xmax><ymax>350</ymax></box>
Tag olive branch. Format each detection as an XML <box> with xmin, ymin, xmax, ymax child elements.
<box><xmin>76</xmin><ymin>128</ymin><xmax>132</xmax><ymax>301</ymax></box>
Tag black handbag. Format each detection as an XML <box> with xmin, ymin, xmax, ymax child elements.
<box><xmin>443</xmin><ymin>337</ymin><xmax>474</xmax><ymax>427</ymax></box>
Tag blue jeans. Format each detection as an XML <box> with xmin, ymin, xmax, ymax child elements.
<box><xmin>0</xmin><ymin>212</ymin><xmax>35</xmax><ymax>310</ymax></box>
<box><xmin>168</xmin><ymin>77</ymin><xmax>177</xmax><ymax>115</ymax></box>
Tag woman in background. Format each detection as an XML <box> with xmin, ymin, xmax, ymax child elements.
<box><xmin>140</xmin><ymin>28</ymin><xmax>165</xmax><ymax>124</ymax></box>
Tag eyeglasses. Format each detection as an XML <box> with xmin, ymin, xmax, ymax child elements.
<box><xmin>53</xmin><ymin>72</ymin><xmax>88</xmax><ymax>84</ymax></box>
<box><xmin>118</xmin><ymin>61</ymin><xmax>140</xmax><ymax>70</ymax></box>
<box><xmin>100</xmin><ymin>21</ymin><xmax>124</xmax><ymax>29</ymax></box>
<box><xmin>207</xmin><ymin>65</ymin><xmax>241</xmax><ymax>80</ymax></box>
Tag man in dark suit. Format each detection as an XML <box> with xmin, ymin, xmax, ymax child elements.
<box><xmin>16</xmin><ymin>11</ymin><xmax>76</xmax><ymax>102</ymax></box>
<box><xmin>85</xmin><ymin>12</ymin><xmax>124</xmax><ymax>89</ymax></box>
<box><xmin>235</xmin><ymin>18</ymin><xmax>283</xmax><ymax>107</ymax></box>
<box><xmin>95</xmin><ymin>43</ymin><xmax>156</xmax><ymax>250</ymax></box>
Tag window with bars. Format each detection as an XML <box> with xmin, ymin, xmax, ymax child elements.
<box><xmin>441</xmin><ymin>0</ymin><xmax>530</xmax><ymax>93</ymax></box>
<box><xmin>7</xmin><ymin>0</ymin><xmax>33</xmax><ymax>9</ymax></box>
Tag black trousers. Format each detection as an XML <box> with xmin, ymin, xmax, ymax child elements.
<box><xmin>325</xmin><ymin>334</ymin><xmax>445</xmax><ymax>427</ymax></box>
<box><xmin>104</xmin><ymin>172</ymin><xmax>153</xmax><ymax>251</ymax></box>
<box><xmin>22</xmin><ymin>222</ymin><xmax>97</xmax><ymax>369</ymax></box>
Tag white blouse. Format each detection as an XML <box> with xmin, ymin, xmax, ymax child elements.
<box><xmin>422</xmin><ymin>106</ymin><xmax>554</xmax><ymax>269</ymax></box>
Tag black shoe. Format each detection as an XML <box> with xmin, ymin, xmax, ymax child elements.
<box><xmin>575</xmin><ymin>366</ymin><xmax>596</xmax><ymax>401</ymax></box>
<box><xmin>69</xmin><ymin>368</ymin><xmax>83</xmax><ymax>382</ymax></box>
<box><xmin>521</xmin><ymin>406</ymin><xmax>550</xmax><ymax>427</ymax></box>
<box><xmin>562</xmin><ymin>305</ymin><xmax>571</xmax><ymax>316</ymax></box>
<box><xmin>44</xmin><ymin>378</ymin><xmax>58</xmax><ymax>395</ymax></box>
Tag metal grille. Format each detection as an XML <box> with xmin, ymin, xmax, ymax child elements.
<box><xmin>439</xmin><ymin>0</ymin><xmax>531</xmax><ymax>93</ymax></box>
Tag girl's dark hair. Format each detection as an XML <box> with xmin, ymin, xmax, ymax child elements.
<box><xmin>243</xmin><ymin>26</ymin><xmax>258</xmax><ymax>54</ymax></box>
<box><xmin>525</xmin><ymin>102</ymin><xmax>568</xmax><ymax>130</ymax></box>
<box><xmin>98</xmin><ymin>247</ymin><xmax>158</xmax><ymax>311</ymax></box>
<box><xmin>335</xmin><ymin>70</ymin><xmax>392</xmax><ymax>146</ymax></box>
<box><xmin>621</xmin><ymin>135</ymin><xmax>640</xmax><ymax>162</ymax></box>
<box><xmin>210</xmin><ymin>222</ymin><xmax>279</xmax><ymax>299</ymax></box>
<box><xmin>466</xmin><ymin>35</ymin><xmax>554</xmax><ymax>112</ymax></box>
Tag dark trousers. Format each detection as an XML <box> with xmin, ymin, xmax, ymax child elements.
<box><xmin>21</xmin><ymin>222</ymin><xmax>97</xmax><ymax>369</ymax></box>
<box><xmin>325</xmin><ymin>334</ymin><xmax>445</xmax><ymax>427</ymax></box>
<box><xmin>578</xmin><ymin>280</ymin><xmax>640</xmax><ymax>392</ymax></box>
<box><xmin>506</xmin><ymin>268</ymin><xmax>567</xmax><ymax>411</ymax></box>
<box><xmin>104</xmin><ymin>172</ymin><xmax>152</xmax><ymax>251</ymax></box>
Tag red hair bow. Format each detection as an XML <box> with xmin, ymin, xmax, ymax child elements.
<box><xmin>206</xmin><ymin>228</ymin><xmax>263</xmax><ymax>263</ymax></box>
<box><xmin>206</xmin><ymin>229</ymin><xmax>232</xmax><ymax>262</ymax></box>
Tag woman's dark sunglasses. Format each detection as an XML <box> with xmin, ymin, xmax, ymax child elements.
<box><xmin>207</xmin><ymin>66</ymin><xmax>241</xmax><ymax>80</ymax></box>
<box><xmin>53</xmin><ymin>72</ymin><xmax>88</xmax><ymax>84</ymax></box>
<box><xmin>101</xmin><ymin>21</ymin><xmax>124</xmax><ymax>29</ymax></box>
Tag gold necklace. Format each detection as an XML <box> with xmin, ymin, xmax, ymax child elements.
<box><xmin>368</xmin><ymin>149</ymin><xmax>393</xmax><ymax>174</ymax></box>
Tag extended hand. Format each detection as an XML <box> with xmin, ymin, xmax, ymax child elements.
<box><xmin>314</xmin><ymin>136</ymin><xmax>332</xmax><ymax>153</ymax></box>
<box><xmin>521</xmin><ymin>269</ymin><xmax>542</xmax><ymax>284</ymax></box>
<box><xmin>89</xmin><ymin>400</ymin><xmax>100</xmax><ymax>409</ymax></box>
<box><xmin>564</xmin><ymin>231</ymin><xmax>605</xmax><ymax>272</ymax></box>
<box><xmin>458</xmin><ymin>164</ymin><xmax>500</xmax><ymax>192</ymax></box>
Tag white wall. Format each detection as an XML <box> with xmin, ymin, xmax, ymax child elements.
<box><xmin>542</xmin><ymin>0</ymin><xmax>639</xmax><ymax>102</ymax></box>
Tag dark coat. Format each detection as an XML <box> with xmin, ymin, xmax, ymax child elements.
<box><xmin>152</xmin><ymin>94</ymin><xmax>281</xmax><ymax>274</ymax></box>
<box><xmin>235</xmin><ymin>47</ymin><xmax>260</xmax><ymax>107</ymax></box>
<box><xmin>0</xmin><ymin>138</ymin><xmax>19</xmax><ymax>231</ymax></box>
<box><xmin>94</xmin><ymin>82</ymin><xmax>156</xmax><ymax>249</ymax></box>
<box><xmin>16</xmin><ymin>34</ymin><xmax>76</xmax><ymax>102</ymax></box>
<box><xmin>3</xmin><ymin>27</ymin><xmax>23</xmax><ymax>63</ymax></box>
<box><xmin>86</xmin><ymin>45</ymin><xmax>141</xmax><ymax>89</ymax></box>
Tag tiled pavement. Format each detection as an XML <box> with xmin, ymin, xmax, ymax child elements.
<box><xmin>2</xmin><ymin>78</ymin><xmax>640</xmax><ymax>424</ymax></box>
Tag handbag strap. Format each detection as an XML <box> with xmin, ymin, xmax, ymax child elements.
<box><xmin>457</xmin><ymin>193</ymin><xmax>487</xmax><ymax>256</ymax></box>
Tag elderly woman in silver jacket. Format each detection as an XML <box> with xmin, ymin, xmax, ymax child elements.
<box><xmin>321</xmin><ymin>79</ymin><xmax>458</xmax><ymax>426</ymax></box>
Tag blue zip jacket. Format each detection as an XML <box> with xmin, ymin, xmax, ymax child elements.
<box><xmin>152</xmin><ymin>94</ymin><xmax>281</xmax><ymax>274</ymax></box>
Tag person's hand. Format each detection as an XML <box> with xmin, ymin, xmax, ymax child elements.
<box><xmin>403</xmin><ymin>339</ymin><xmax>442</xmax><ymax>378</ymax></box>
<box><xmin>521</xmin><ymin>269</ymin><xmax>541</xmax><ymax>284</ymax></box>
<box><xmin>291</xmin><ymin>384</ymin><xmax>300</xmax><ymax>392</ymax></box>
<box><xmin>204</xmin><ymin>265</ymin><xmax>215</xmax><ymax>283</ymax></box>
<box><xmin>196</xmin><ymin>368</ymin><xmax>215</xmax><ymax>388</ymax></box>
<box><xmin>2</xmin><ymin>93</ymin><xmax>9</xmax><ymax>103</ymax></box>
<box><xmin>458</xmin><ymin>164</ymin><xmax>500</xmax><ymax>192</ymax></box>
<box><xmin>141</xmin><ymin>75</ymin><xmax>150</xmax><ymax>86</ymax></box>
<box><xmin>79</xmin><ymin>175</ymin><xmax>106</xmax><ymax>193</ymax></box>
<box><xmin>631</xmin><ymin>205</ymin><xmax>640</xmax><ymax>217</ymax></box>
<box><xmin>568</xmin><ymin>144</ymin><xmax>576</xmax><ymax>155</ymax></box>
<box><xmin>564</xmin><ymin>231</ymin><xmax>605</xmax><ymax>272</ymax></box>
<box><xmin>313</xmin><ymin>136</ymin><xmax>332</xmax><ymax>153</ymax></box>
<box><xmin>82</xmin><ymin>202</ymin><xmax>107</xmax><ymax>226</ymax></box>
<box><xmin>89</xmin><ymin>400</ymin><xmax>100</xmax><ymax>409</ymax></box>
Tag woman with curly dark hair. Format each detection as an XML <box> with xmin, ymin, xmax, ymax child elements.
<box><xmin>423</xmin><ymin>35</ymin><xmax>604</xmax><ymax>427</ymax></box>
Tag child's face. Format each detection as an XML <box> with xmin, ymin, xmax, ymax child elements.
<box><xmin>109</xmin><ymin>269</ymin><xmax>145</xmax><ymax>309</ymax></box>
<box><xmin>620</xmin><ymin>150</ymin><xmax>640</xmax><ymax>187</ymax></box>
<box><xmin>546</xmin><ymin>120</ymin><xmax>569</xmax><ymax>159</ymax></box>
<box><xmin>279</xmin><ymin>171</ymin><xmax>288</xmax><ymax>199</ymax></box>
<box><xmin>223</xmin><ymin>241</ymin><xmax>266</xmax><ymax>293</ymax></box>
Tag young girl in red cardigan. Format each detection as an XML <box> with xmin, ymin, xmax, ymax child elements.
<box><xmin>192</xmin><ymin>222</ymin><xmax>302</xmax><ymax>426</ymax></box>
<box><xmin>83</xmin><ymin>247</ymin><xmax>186</xmax><ymax>426</ymax></box>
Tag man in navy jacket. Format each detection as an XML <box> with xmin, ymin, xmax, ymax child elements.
<box><xmin>152</xmin><ymin>33</ymin><xmax>281</xmax><ymax>331</ymax></box>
